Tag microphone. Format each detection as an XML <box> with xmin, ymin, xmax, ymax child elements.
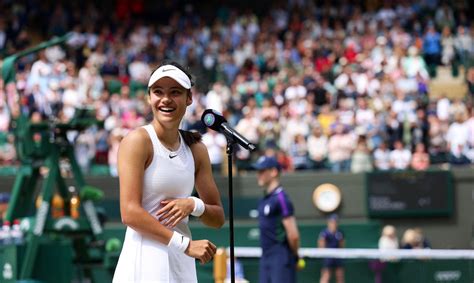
<box><xmin>201</xmin><ymin>109</ymin><xmax>256</xmax><ymax>151</ymax></box>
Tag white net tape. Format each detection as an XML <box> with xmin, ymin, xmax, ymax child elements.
<box><xmin>229</xmin><ymin>247</ymin><xmax>474</xmax><ymax>259</ymax></box>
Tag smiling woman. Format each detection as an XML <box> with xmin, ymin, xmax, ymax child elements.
<box><xmin>113</xmin><ymin>61</ymin><xmax>225</xmax><ymax>283</ymax></box>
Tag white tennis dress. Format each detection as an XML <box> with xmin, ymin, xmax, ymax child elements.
<box><xmin>113</xmin><ymin>125</ymin><xmax>197</xmax><ymax>283</ymax></box>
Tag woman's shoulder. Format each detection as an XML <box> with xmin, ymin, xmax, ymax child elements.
<box><xmin>123</xmin><ymin>127</ymin><xmax>149</xmax><ymax>141</ymax></box>
<box><xmin>119</xmin><ymin>127</ymin><xmax>152</xmax><ymax>154</ymax></box>
<box><xmin>188</xmin><ymin>139</ymin><xmax>208</xmax><ymax>156</ymax></box>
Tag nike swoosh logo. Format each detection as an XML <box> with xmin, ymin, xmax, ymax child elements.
<box><xmin>169</xmin><ymin>153</ymin><xmax>178</xmax><ymax>159</ymax></box>
<box><xmin>162</xmin><ymin>68</ymin><xmax>174</xmax><ymax>72</ymax></box>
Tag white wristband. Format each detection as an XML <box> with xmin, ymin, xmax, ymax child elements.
<box><xmin>167</xmin><ymin>231</ymin><xmax>190</xmax><ymax>253</ymax></box>
<box><xmin>189</xmin><ymin>196</ymin><xmax>205</xmax><ymax>217</ymax></box>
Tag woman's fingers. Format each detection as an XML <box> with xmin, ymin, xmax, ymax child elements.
<box><xmin>156</xmin><ymin>201</ymin><xmax>173</xmax><ymax>216</ymax></box>
<box><xmin>200</xmin><ymin>242</ymin><xmax>217</xmax><ymax>264</ymax></box>
<box><xmin>210</xmin><ymin>242</ymin><xmax>217</xmax><ymax>254</ymax></box>
<box><xmin>163</xmin><ymin>211</ymin><xmax>184</xmax><ymax>227</ymax></box>
<box><xmin>169</xmin><ymin>214</ymin><xmax>183</xmax><ymax>228</ymax></box>
<box><xmin>157</xmin><ymin>198</ymin><xmax>193</xmax><ymax>225</ymax></box>
<box><xmin>187</xmin><ymin>240</ymin><xmax>217</xmax><ymax>264</ymax></box>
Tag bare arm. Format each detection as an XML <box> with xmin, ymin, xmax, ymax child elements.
<box><xmin>119</xmin><ymin>129</ymin><xmax>216</xmax><ymax>264</ymax></box>
<box><xmin>282</xmin><ymin>216</ymin><xmax>300</xmax><ymax>256</ymax></box>
<box><xmin>118</xmin><ymin>129</ymin><xmax>173</xmax><ymax>244</ymax></box>
<box><xmin>192</xmin><ymin>142</ymin><xmax>225</xmax><ymax>228</ymax></box>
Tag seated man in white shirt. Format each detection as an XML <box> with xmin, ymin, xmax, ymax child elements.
<box><xmin>373</xmin><ymin>141</ymin><xmax>391</xmax><ymax>171</ymax></box>
<box><xmin>389</xmin><ymin>140</ymin><xmax>412</xmax><ymax>170</ymax></box>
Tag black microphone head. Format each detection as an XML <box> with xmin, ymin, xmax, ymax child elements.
<box><xmin>201</xmin><ymin>109</ymin><xmax>227</xmax><ymax>132</ymax></box>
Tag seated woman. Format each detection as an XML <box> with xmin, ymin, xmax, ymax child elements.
<box><xmin>411</xmin><ymin>143</ymin><xmax>430</xmax><ymax>170</ymax></box>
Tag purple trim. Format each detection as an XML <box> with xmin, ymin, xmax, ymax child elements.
<box><xmin>277</xmin><ymin>190</ymin><xmax>289</xmax><ymax>216</ymax></box>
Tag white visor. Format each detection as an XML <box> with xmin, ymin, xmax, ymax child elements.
<box><xmin>148</xmin><ymin>65</ymin><xmax>192</xmax><ymax>89</ymax></box>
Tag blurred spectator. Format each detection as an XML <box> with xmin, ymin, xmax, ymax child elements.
<box><xmin>436</xmin><ymin>94</ymin><xmax>451</xmax><ymax>123</ymax></box>
<box><xmin>379</xmin><ymin>225</ymin><xmax>399</xmax><ymax>250</ymax></box>
<box><xmin>288</xmin><ymin>134</ymin><xmax>310</xmax><ymax>170</ymax></box>
<box><xmin>74</xmin><ymin>129</ymin><xmax>96</xmax><ymax>174</ymax></box>
<box><xmin>336</xmin><ymin>98</ymin><xmax>355</xmax><ymax>128</ymax></box>
<box><xmin>108</xmin><ymin>128</ymin><xmax>123</xmax><ymax>177</ymax></box>
<box><xmin>0</xmin><ymin>102</ymin><xmax>10</xmax><ymax>132</ymax></box>
<box><xmin>435</xmin><ymin>3</ymin><xmax>455</xmax><ymax>31</ymax></box>
<box><xmin>389</xmin><ymin>140</ymin><xmax>412</xmax><ymax>170</ymax></box>
<box><xmin>235</xmin><ymin>106</ymin><xmax>260</xmax><ymax>147</ymax></box>
<box><xmin>454</xmin><ymin>26</ymin><xmax>473</xmax><ymax>68</ymax></box>
<box><xmin>281</xmin><ymin>112</ymin><xmax>310</xmax><ymax>153</ymax></box>
<box><xmin>94</xmin><ymin>128</ymin><xmax>109</xmax><ymax>165</ymax></box>
<box><xmin>128</xmin><ymin>54</ymin><xmax>151</xmax><ymax>85</ymax></box>
<box><xmin>448</xmin><ymin>144</ymin><xmax>471</xmax><ymax>165</ymax></box>
<box><xmin>0</xmin><ymin>19</ymin><xmax>6</xmax><ymax>54</ymax></box>
<box><xmin>392</xmin><ymin>91</ymin><xmax>416</xmax><ymax>127</ymax></box>
<box><xmin>422</xmin><ymin>25</ymin><xmax>442</xmax><ymax>77</ymax></box>
<box><xmin>413</xmin><ymin>227</ymin><xmax>431</xmax><ymax>249</ymax></box>
<box><xmin>373</xmin><ymin>141</ymin><xmax>391</xmax><ymax>171</ymax></box>
<box><xmin>401</xmin><ymin>228</ymin><xmax>431</xmax><ymax>250</ymax></box>
<box><xmin>412</xmin><ymin>108</ymin><xmax>430</xmax><ymax>150</ymax></box>
<box><xmin>0</xmin><ymin>193</ymin><xmax>10</xmax><ymax>221</ymax></box>
<box><xmin>354</xmin><ymin>97</ymin><xmax>375</xmax><ymax>131</ymax></box>
<box><xmin>401</xmin><ymin>46</ymin><xmax>429</xmax><ymax>80</ymax></box>
<box><xmin>370</xmin><ymin>224</ymin><xmax>399</xmax><ymax>283</ymax></box>
<box><xmin>350</xmin><ymin>136</ymin><xmax>373</xmax><ymax>173</ymax></box>
<box><xmin>257</xmin><ymin>114</ymin><xmax>281</xmax><ymax>150</ymax></box>
<box><xmin>427</xmin><ymin>114</ymin><xmax>448</xmax><ymax>163</ymax></box>
<box><xmin>328</xmin><ymin>123</ymin><xmax>354</xmax><ymax>173</ymax></box>
<box><xmin>446</xmin><ymin>112</ymin><xmax>470</xmax><ymax>165</ymax></box>
<box><xmin>234</xmin><ymin>106</ymin><xmax>260</xmax><ymax>171</ymax></box>
<box><xmin>0</xmin><ymin>134</ymin><xmax>16</xmax><ymax>165</ymax></box>
<box><xmin>411</xmin><ymin>143</ymin><xmax>431</xmax><ymax>171</ymax></box>
<box><xmin>202</xmin><ymin>128</ymin><xmax>227</xmax><ymax>173</ymax></box>
<box><xmin>467</xmin><ymin>68</ymin><xmax>474</xmax><ymax>105</ymax></box>
<box><xmin>205</xmin><ymin>82</ymin><xmax>231</xmax><ymax>115</ymax></box>
<box><xmin>307</xmin><ymin>125</ymin><xmax>328</xmax><ymax>170</ymax></box>
<box><xmin>276</xmin><ymin>148</ymin><xmax>294</xmax><ymax>173</ymax></box>
<box><xmin>440</xmin><ymin>26</ymin><xmax>456</xmax><ymax>67</ymax></box>
<box><xmin>401</xmin><ymin>229</ymin><xmax>423</xmax><ymax>249</ymax></box>
<box><xmin>386</xmin><ymin>110</ymin><xmax>403</xmax><ymax>148</ymax></box>
<box><xmin>449</xmin><ymin>98</ymin><xmax>468</xmax><ymax>121</ymax></box>
<box><xmin>317</xmin><ymin>105</ymin><xmax>336</xmax><ymax>136</ymax></box>
<box><xmin>466</xmin><ymin>107</ymin><xmax>474</xmax><ymax>162</ymax></box>
<box><xmin>62</xmin><ymin>79</ymin><xmax>82</xmax><ymax>120</ymax></box>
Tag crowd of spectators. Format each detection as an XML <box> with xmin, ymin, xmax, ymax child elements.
<box><xmin>0</xmin><ymin>0</ymin><xmax>473</xmax><ymax>176</ymax></box>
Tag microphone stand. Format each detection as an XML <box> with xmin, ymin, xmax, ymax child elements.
<box><xmin>225</xmin><ymin>138</ymin><xmax>236</xmax><ymax>283</ymax></box>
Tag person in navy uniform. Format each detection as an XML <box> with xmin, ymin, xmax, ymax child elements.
<box><xmin>254</xmin><ymin>155</ymin><xmax>300</xmax><ymax>283</ymax></box>
<box><xmin>318</xmin><ymin>214</ymin><xmax>345</xmax><ymax>283</ymax></box>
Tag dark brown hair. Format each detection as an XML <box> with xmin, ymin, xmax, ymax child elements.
<box><xmin>179</xmin><ymin>129</ymin><xmax>202</xmax><ymax>146</ymax></box>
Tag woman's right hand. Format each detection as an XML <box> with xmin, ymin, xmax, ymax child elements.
<box><xmin>185</xmin><ymin>239</ymin><xmax>217</xmax><ymax>264</ymax></box>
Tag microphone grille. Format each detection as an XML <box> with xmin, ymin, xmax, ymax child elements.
<box><xmin>202</xmin><ymin>112</ymin><xmax>216</xmax><ymax>127</ymax></box>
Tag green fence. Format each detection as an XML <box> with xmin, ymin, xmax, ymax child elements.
<box><xmin>196</xmin><ymin>258</ymin><xmax>474</xmax><ymax>283</ymax></box>
<box><xmin>1</xmin><ymin>222</ymin><xmax>473</xmax><ymax>283</ymax></box>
